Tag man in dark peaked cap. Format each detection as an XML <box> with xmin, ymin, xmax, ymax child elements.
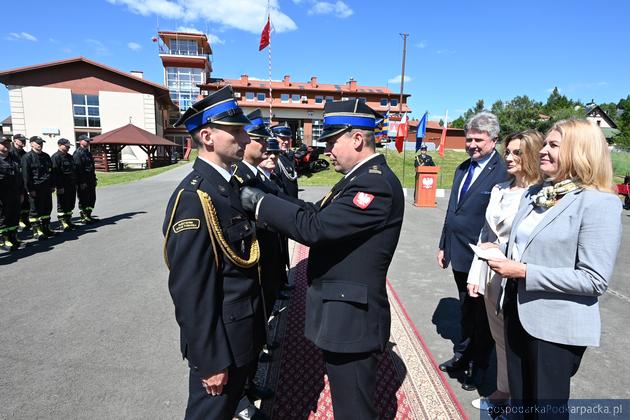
<box><xmin>51</xmin><ymin>138</ymin><xmax>77</xmax><ymax>231</ymax></box>
<box><xmin>73</xmin><ymin>134</ymin><xmax>97</xmax><ymax>223</ymax></box>
<box><xmin>162</xmin><ymin>86</ymin><xmax>267</xmax><ymax>420</ymax></box>
<box><xmin>240</xmin><ymin>99</ymin><xmax>405</xmax><ymax>419</ymax></box>
<box><xmin>9</xmin><ymin>134</ymin><xmax>30</xmax><ymax>230</ymax></box>
<box><xmin>270</xmin><ymin>123</ymin><xmax>299</xmax><ymax>197</ymax></box>
<box><xmin>22</xmin><ymin>136</ymin><xmax>55</xmax><ymax>239</ymax></box>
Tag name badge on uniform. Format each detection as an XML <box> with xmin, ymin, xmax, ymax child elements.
<box><xmin>172</xmin><ymin>218</ymin><xmax>201</xmax><ymax>233</ymax></box>
<box><xmin>353</xmin><ymin>192</ymin><xmax>375</xmax><ymax>209</ymax></box>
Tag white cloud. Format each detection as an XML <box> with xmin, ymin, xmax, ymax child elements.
<box><xmin>85</xmin><ymin>38</ymin><xmax>109</xmax><ymax>55</ymax></box>
<box><xmin>176</xmin><ymin>26</ymin><xmax>225</xmax><ymax>45</ymax></box>
<box><xmin>128</xmin><ymin>42</ymin><xmax>142</xmax><ymax>50</ymax></box>
<box><xmin>308</xmin><ymin>1</ymin><xmax>353</xmax><ymax>18</ymax></box>
<box><xmin>415</xmin><ymin>41</ymin><xmax>427</xmax><ymax>48</ymax></box>
<box><xmin>6</xmin><ymin>32</ymin><xmax>38</xmax><ymax>42</ymax></box>
<box><xmin>388</xmin><ymin>75</ymin><xmax>412</xmax><ymax>84</ymax></box>
<box><xmin>107</xmin><ymin>0</ymin><xmax>297</xmax><ymax>33</ymax></box>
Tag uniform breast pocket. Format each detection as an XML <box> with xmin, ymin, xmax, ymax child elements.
<box><xmin>321</xmin><ymin>282</ymin><xmax>368</xmax><ymax>343</ymax></box>
<box><xmin>225</xmin><ymin>219</ymin><xmax>254</xmax><ymax>252</ymax></box>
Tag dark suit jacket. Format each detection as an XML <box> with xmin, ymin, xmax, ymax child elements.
<box><xmin>258</xmin><ymin>154</ymin><xmax>404</xmax><ymax>353</ymax></box>
<box><xmin>163</xmin><ymin>158</ymin><xmax>265</xmax><ymax>377</ymax></box>
<box><xmin>274</xmin><ymin>153</ymin><xmax>299</xmax><ymax>198</ymax></box>
<box><xmin>439</xmin><ymin>151</ymin><xmax>507</xmax><ymax>272</ymax></box>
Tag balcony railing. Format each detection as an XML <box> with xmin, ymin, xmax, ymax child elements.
<box><xmin>159</xmin><ymin>45</ymin><xmax>209</xmax><ymax>60</ymax></box>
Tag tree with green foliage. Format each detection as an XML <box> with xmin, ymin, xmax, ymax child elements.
<box><xmin>614</xmin><ymin>95</ymin><xmax>630</xmax><ymax>147</ymax></box>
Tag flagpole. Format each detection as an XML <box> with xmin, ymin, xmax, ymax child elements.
<box><xmin>399</xmin><ymin>33</ymin><xmax>408</xmax><ymax>189</ymax></box>
<box><xmin>267</xmin><ymin>4</ymin><xmax>273</xmax><ymax>123</ymax></box>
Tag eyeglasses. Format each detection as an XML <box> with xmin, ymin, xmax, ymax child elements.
<box><xmin>504</xmin><ymin>149</ymin><xmax>522</xmax><ymax>158</ymax></box>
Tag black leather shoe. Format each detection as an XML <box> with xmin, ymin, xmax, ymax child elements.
<box><xmin>439</xmin><ymin>355</ymin><xmax>467</xmax><ymax>372</ymax></box>
<box><xmin>247</xmin><ymin>382</ymin><xmax>274</xmax><ymax>400</ymax></box>
<box><xmin>462</xmin><ymin>362</ymin><xmax>485</xmax><ymax>391</ymax></box>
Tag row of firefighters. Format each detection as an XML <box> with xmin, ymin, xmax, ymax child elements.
<box><xmin>0</xmin><ymin>134</ymin><xmax>98</xmax><ymax>251</ymax></box>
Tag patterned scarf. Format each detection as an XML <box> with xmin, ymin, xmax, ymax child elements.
<box><xmin>531</xmin><ymin>179</ymin><xmax>581</xmax><ymax>209</ymax></box>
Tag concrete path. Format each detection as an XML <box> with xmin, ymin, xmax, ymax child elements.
<box><xmin>1</xmin><ymin>164</ymin><xmax>628</xmax><ymax>419</ymax></box>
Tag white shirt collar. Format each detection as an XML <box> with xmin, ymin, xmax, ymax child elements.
<box><xmin>243</xmin><ymin>160</ymin><xmax>259</xmax><ymax>176</ymax></box>
<box><xmin>258</xmin><ymin>167</ymin><xmax>271</xmax><ymax>180</ymax></box>
<box><xmin>473</xmin><ymin>149</ymin><xmax>496</xmax><ymax>170</ymax></box>
<box><xmin>344</xmin><ymin>153</ymin><xmax>380</xmax><ymax>179</ymax></box>
<box><xmin>199</xmin><ymin>156</ymin><xmax>232</xmax><ymax>182</ymax></box>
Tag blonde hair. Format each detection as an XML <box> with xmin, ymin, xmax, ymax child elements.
<box><xmin>547</xmin><ymin>119</ymin><xmax>614</xmax><ymax>192</ymax></box>
<box><xmin>503</xmin><ymin>129</ymin><xmax>544</xmax><ymax>186</ymax></box>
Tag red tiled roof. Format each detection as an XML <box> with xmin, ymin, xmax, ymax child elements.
<box><xmin>90</xmin><ymin>124</ymin><xmax>177</xmax><ymax>146</ymax></box>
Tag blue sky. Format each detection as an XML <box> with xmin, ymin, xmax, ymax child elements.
<box><xmin>2</xmin><ymin>0</ymin><xmax>629</xmax><ymax>123</ymax></box>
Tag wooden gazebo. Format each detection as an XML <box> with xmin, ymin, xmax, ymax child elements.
<box><xmin>89</xmin><ymin>124</ymin><xmax>178</xmax><ymax>171</ymax></box>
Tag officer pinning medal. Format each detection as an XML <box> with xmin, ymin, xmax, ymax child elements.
<box><xmin>239</xmin><ymin>99</ymin><xmax>405</xmax><ymax>419</ymax></box>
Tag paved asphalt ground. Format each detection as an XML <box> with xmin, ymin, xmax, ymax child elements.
<box><xmin>1</xmin><ymin>162</ymin><xmax>628</xmax><ymax>419</ymax></box>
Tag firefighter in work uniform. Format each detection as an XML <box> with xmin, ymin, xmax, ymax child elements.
<box><xmin>0</xmin><ymin>136</ymin><xmax>24</xmax><ymax>250</ymax></box>
<box><xmin>9</xmin><ymin>134</ymin><xmax>30</xmax><ymax>230</ymax></box>
<box><xmin>22</xmin><ymin>136</ymin><xmax>55</xmax><ymax>239</ymax></box>
<box><xmin>51</xmin><ymin>138</ymin><xmax>77</xmax><ymax>231</ymax></box>
<box><xmin>73</xmin><ymin>134</ymin><xmax>97</xmax><ymax>222</ymax></box>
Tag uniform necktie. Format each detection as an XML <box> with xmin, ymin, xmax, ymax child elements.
<box><xmin>459</xmin><ymin>161</ymin><xmax>478</xmax><ymax>202</ymax></box>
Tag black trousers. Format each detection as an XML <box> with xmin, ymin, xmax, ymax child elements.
<box><xmin>77</xmin><ymin>183</ymin><xmax>96</xmax><ymax>212</ymax></box>
<box><xmin>29</xmin><ymin>185</ymin><xmax>53</xmax><ymax>224</ymax></box>
<box><xmin>0</xmin><ymin>188</ymin><xmax>20</xmax><ymax>232</ymax></box>
<box><xmin>453</xmin><ymin>270</ymin><xmax>493</xmax><ymax>367</ymax></box>
<box><xmin>185</xmin><ymin>362</ymin><xmax>254</xmax><ymax>420</ymax></box>
<box><xmin>324</xmin><ymin>350</ymin><xmax>379</xmax><ymax>420</ymax></box>
<box><xmin>57</xmin><ymin>184</ymin><xmax>76</xmax><ymax>218</ymax></box>
<box><xmin>503</xmin><ymin>280</ymin><xmax>586</xmax><ymax>419</ymax></box>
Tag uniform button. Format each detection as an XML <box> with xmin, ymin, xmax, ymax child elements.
<box><xmin>340</xmin><ymin>293</ymin><xmax>345</xmax><ymax>298</ymax></box>
<box><xmin>229</xmin><ymin>315</ymin><xmax>235</xmax><ymax>321</ymax></box>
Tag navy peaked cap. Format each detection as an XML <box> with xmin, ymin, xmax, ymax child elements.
<box><xmin>266</xmin><ymin>138</ymin><xmax>281</xmax><ymax>153</ymax></box>
<box><xmin>271</xmin><ymin>124</ymin><xmax>292</xmax><ymax>138</ymax></box>
<box><xmin>30</xmin><ymin>136</ymin><xmax>45</xmax><ymax>144</ymax></box>
<box><xmin>319</xmin><ymin>99</ymin><xmax>382</xmax><ymax>141</ymax></box>
<box><xmin>245</xmin><ymin>109</ymin><xmax>272</xmax><ymax>138</ymax></box>
<box><xmin>174</xmin><ymin>85</ymin><xmax>250</xmax><ymax>132</ymax></box>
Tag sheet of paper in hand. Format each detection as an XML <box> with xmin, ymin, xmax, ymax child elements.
<box><xmin>469</xmin><ymin>243</ymin><xmax>507</xmax><ymax>261</ymax></box>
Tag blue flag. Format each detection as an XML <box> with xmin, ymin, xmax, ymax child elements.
<box><xmin>415</xmin><ymin>112</ymin><xmax>427</xmax><ymax>152</ymax></box>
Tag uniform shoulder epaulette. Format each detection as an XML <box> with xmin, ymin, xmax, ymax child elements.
<box><xmin>184</xmin><ymin>174</ymin><xmax>203</xmax><ymax>191</ymax></box>
<box><xmin>368</xmin><ymin>164</ymin><xmax>382</xmax><ymax>175</ymax></box>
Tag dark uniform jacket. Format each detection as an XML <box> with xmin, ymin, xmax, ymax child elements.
<box><xmin>438</xmin><ymin>151</ymin><xmax>507</xmax><ymax>272</ymax></box>
<box><xmin>414</xmin><ymin>154</ymin><xmax>435</xmax><ymax>167</ymax></box>
<box><xmin>9</xmin><ymin>146</ymin><xmax>25</xmax><ymax>168</ymax></box>
<box><xmin>274</xmin><ymin>153</ymin><xmax>298</xmax><ymax>198</ymax></box>
<box><xmin>22</xmin><ymin>151</ymin><xmax>52</xmax><ymax>192</ymax></box>
<box><xmin>233</xmin><ymin>161</ymin><xmax>288</xmax><ymax>310</ymax></box>
<box><xmin>257</xmin><ymin>154</ymin><xmax>404</xmax><ymax>353</ymax></box>
<box><xmin>0</xmin><ymin>153</ymin><xmax>23</xmax><ymax>192</ymax></box>
<box><xmin>73</xmin><ymin>147</ymin><xmax>97</xmax><ymax>185</ymax></box>
<box><xmin>163</xmin><ymin>158</ymin><xmax>265</xmax><ymax>377</ymax></box>
<box><xmin>51</xmin><ymin>151</ymin><xmax>77</xmax><ymax>188</ymax></box>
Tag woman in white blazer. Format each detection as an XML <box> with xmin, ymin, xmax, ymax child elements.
<box><xmin>467</xmin><ymin>130</ymin><xmax>544</xmax><ymax>411</ymax></box>
<box><xmin>487</xmin><ymin>119</ymin><xmax>622</xmax><ymax>418</ymax></box>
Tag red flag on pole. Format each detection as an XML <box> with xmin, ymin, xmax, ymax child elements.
<box><xmin>395</xmin><ymin>113</ymin><xmax>408</xmax><ymax>153</ymax></box>
<box><xmin>438</xmin><ymin>110</ymin><xmax>449</xmax><ymax>157</ymax></box>
<box><xmin>259</xmin><ymin>17</ymin><xmax>270</xmax><ymax>51</ymax></box>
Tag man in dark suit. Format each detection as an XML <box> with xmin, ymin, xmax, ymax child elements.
<box><xmin>163</xmin><ymin>86</ymin><xmax>266</xmax><ymax>420</ymax></box>
<box><xmin>241</xmin><ymin>100</ymin><xmax>404</xmax><ymax>419</ymax></box>
<box><xmin>436</xmin><ymin>111</ymin><xmax>507</xmax><ymax>391</ymax></box>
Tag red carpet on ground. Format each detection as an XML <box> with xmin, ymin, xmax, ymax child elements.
<box><xmin>260</xmin><ymin>243</ymin><xmax>466</xmax><ymax>419</ymax></box>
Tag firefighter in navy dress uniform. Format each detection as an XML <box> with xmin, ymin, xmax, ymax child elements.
<box><xmin>162</xmin><ymin>86</ymin><xmax>266</xmax><ymax>420</ymax></box>
<box><xmin>9</xmin><ymin>134</ymin><xmax>30</xmax><ymax>230</ymax></box>
<box><xmin>0</xmin><ymin>136</ymin><xmax>23</xmax><ymax>250</ymax></box>
<box><xmin>270</xmin><ymin>124</ymin><xmax>299</xmax><ymax>198</ymax></box>
<box><xmin>22</xmin><ymin>136</ymin><xmax>55</xmax><ymax>239</ymax></box>
<box><xmin>414</xmin><ymin>144</ymin><xmax>435</xmax><ymax>167</ymax></box>
<box><xmin>51</xmin><ymin>138</ymin><xmax>77</xmax><ymax>231</ymax></box>
<box><xmin>241</xmin><ymin>99</ymin><xmax>405</xmax><ymax>419</ymax></box>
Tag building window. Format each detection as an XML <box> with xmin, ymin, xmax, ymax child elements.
<box><xmin>281</xmin><ymin>93</ymin><xmax>289</xmax><ymax>103</ymax></box>
<box><xmin>246</xmin><ymin>92</ymin><xmax>255</xmax><ymax>101</ymax></box>
<box><xmin>169</xmin><ymin>39</ymin><xmax>199</xmax><ymax>56</ymax></box>
<box><xmin>315</xmin><ymin>96</ymin><xmax>323</xmax><ymax>104</ymax></box>
<box><xmin>257</xmin><ymin>92</ymin><xmax>266</xmax><ymax>101</ymax></box>
<box><xmin>312</xmin><ymin>119</ymin><xmax>323</xmax><ymax>141</ymax></box>
<box><xmin>291</xmin><ymin>94</ymin><xmax>301</xmax><ymax>102</ymax></box>
<box><xmin>391</xmin><ymin>98</ymin><xmax>398</xmax><ymax>107</ymax></box>
<box><xmin>358</xmin><ymin>97</ymin><xmax>367</xmax><ymax>103</ymax></box>
<box><xmin>325</xmin><ymin>96</ymin><xmax>334</xmax><ymax>103</ymax></box>
<box><xmin>72</xmin><ymin>94</ymin><xmax>100</xmax><ymax>128</ymax></box>
<box><xmin>380</xmin><ymin>98</ymin><xmax>388</xmax><ymax>106</ymax></box>
<box><xmin>166</xmin><ymin>67</ymin><xmax>204</xmax><ymax>112</ymax></box>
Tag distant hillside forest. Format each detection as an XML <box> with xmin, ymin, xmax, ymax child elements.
<box><xmin>450</xmin><ymin>88</ymin><xmax>630</xmax><ymax>148</ymax></box>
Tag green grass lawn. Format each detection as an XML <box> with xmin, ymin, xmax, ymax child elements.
<box><xmin>299</xmin><ymin>149</ymin><xmax>468</xmax><ymax>189</ymax></box>
<box><xmin>612</xmin><ymin>151</ymin><xmax>630</xmax><ymax>184</ymax></box>
<box><xmin>97</xmin><ymin>150</ymin><xmax>197</xmax><ymax>188</ymax></box>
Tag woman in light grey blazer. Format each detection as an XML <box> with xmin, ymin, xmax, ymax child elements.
<box><xmin>467</xmin><ymin>130</ymin><xmax>543</xmax><ymax>411</ymax></box>
<box><xmin>487</xmin><ymin>119</ymin><xmax>622</xmax><ymax>418</ymax></box>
